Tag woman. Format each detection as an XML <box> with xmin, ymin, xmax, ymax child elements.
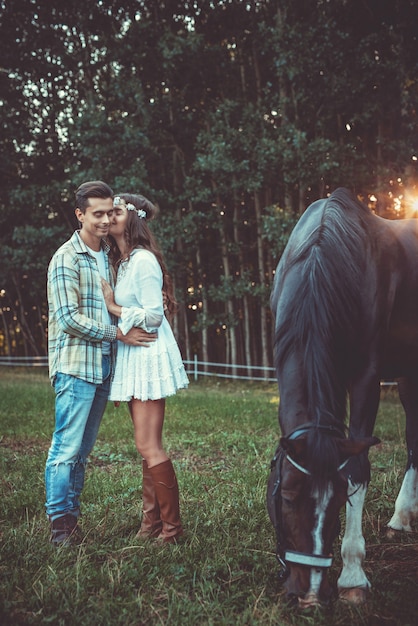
<box><xmin>102</xmin><ymin>193</ymin><xmax>189</xmax><ymax>543</ymax></box>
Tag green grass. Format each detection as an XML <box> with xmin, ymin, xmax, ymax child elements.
<box><xmin>0</xmin><ymin>369</ymin><xmax>416</xmax><ymax>625</ymax></box>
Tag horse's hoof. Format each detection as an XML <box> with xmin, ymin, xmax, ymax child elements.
<box><xmin>338</xmin><ymin>586</ymin><xmax>368</xmax><ymax>604</ymax></box>
<box><xmin>385</xmin><ymin>525</ymin><xmax>412</xmax><ymax>540</ymax></box>
<box><xmin>298</xmin><ymin>593</ymin><xmax>322</xmax><ymax>609</ymax></box>
<box><xmin>385</xmin><ymin>527</ymin><xmax>399</xmax><ymax>540</ymax></box>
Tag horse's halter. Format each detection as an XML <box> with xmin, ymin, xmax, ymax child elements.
<box><xmin>269</xmin><ymin>423</ymin><xmax>348</xmax><ymax>582</ymax></box>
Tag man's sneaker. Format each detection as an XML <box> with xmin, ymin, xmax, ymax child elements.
<box><xmin>49</xmin><ymin>514</ymin><xmax>79</xmax><ymax>547</ymax></box>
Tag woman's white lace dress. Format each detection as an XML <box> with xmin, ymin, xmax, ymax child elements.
<box><xmin>109</xmin><ymin>248</ymin><xmax>189</xmax><ymax>401</ymax></box>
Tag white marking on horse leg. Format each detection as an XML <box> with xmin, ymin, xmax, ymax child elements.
<box><xmin>388</xmin><ymin>466</ymin><xmax>418</xmax><ymax>531</ymax></box>
<box><xmin>337</xmin><ymin>481</ymin><xmax>370</xmax><ymax>591</ymax></box>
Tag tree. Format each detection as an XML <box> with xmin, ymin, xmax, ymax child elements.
<box><xmin>0</xmin><ymin>0</ymin><xmax>417</xmax><ymax>367</ymax></box>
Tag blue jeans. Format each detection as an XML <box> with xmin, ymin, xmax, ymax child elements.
<box><xmin>45</xmin><ymin>356</ymin><xmax>111</xmax><ymax>521</ymax></box>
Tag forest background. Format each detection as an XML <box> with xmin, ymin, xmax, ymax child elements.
<box><xmin>1</xmin><ymin>0</ymin><xmax>417</xmax><ymax>370</ymax></box>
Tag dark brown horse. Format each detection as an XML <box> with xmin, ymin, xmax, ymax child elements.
<box><xmin>267</xmin><ymin>187</ymin><xmax>418</xmax><ymax>608</ymax></box>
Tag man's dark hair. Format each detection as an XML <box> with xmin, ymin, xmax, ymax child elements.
<box><xmin>75</xmin><ymin>181</ymin><xmax>113</xmax><ymax>213</ymax></box>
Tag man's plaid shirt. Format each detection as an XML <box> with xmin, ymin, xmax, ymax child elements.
<box><xmin>47</xmin><ymin>231</ymin><xmax>117</xmax><ymax>384</ymax></box>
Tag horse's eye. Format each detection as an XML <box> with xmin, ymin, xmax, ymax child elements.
<box><xmin>281</xmin><ymin>488</ymin><xmax>299</xmax><ymax>503</ymax></box>
<box><xmin>281</xmin><ymin>464</ymin><xmax>305</xmax><ymax>494</ymax></box>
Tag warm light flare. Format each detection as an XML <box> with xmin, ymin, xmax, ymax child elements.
<box><xmin>368</xmin><ymin>186</ymin><xmax>418</xmax><ymax>217</ymax></box>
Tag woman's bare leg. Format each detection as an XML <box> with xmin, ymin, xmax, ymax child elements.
<box><xmin>128</xmin><ymin>398</ymin><xmax>183</xmax><ymax>542</ymax></box>
<box><xmin>128</xmin><ymin>398</ymin><xmax>168</xmax><ymax>467</ymax></box>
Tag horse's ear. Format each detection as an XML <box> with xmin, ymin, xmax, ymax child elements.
<box><xmin>337</xmin><ymin>436</ymin><xmax>380</xmax><ymax>459</ymax></box>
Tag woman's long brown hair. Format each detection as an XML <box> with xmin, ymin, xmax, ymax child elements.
<box><xmin>108</xmin><ymin>193</ymin><xmax>178</xmax><ymax>320</ymax></box>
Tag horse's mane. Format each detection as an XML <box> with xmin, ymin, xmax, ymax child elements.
<box><xmin>274</xmin><ymin>188</ymin><xmax>371</xmax><ymax>487</ymax></box>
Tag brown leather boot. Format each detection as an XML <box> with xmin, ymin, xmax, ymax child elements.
<box><xmin>149</xmin><ymin>460</ymin><xmax>184</xmax><ymax>544</ymax></box>
<box><xmin>135</xmin><ymin>460</ymin><xmax>162</xmax><ymax>539</ymax></box>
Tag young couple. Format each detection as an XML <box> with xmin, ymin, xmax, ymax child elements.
<box><xmin>45</xmin><ymin>180</ymin><xmax>188</xmax><ymax>547</ymax></box>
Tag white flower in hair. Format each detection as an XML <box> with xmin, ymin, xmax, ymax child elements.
<box><xmin>127</xmin><ymin>203</ymin><xmax>146</xmax><ymax>219</ymax></box>
<box><xmin>113</xmin><ymin>196</ymin><xmax>146</xmax><ymax>218</ymax></box>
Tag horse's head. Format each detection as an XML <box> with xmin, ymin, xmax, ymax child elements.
<box><xmin>267</xmin><ymin>425</ymin><xmax>379</xmax><ymax>608</ymax></box>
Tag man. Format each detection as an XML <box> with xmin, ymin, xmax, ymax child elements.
<box><xmin>45</xmin><ymin>180</ymin><xmax>156</xmax><ymax>547</ymax></box>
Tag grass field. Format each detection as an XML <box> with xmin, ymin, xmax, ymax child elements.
<box><xmin>0</xmin><ymin>368</ymin><xmax>416</xmax><ymax>625</ymax></box>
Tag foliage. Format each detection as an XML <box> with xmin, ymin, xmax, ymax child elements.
<box><xmin>262</xmin><ymin>205</ymin><xmax>298</xmax><ymax>261</ymax></box>
<box><xmin>1</xmin><ymin>0</ymin><xmax>418</xmax><ymax>362</ymax></box>
<box><xmin>0</xmin><ymin>369</ymin><xmax>417</xmax><ymax>625</ymax></box>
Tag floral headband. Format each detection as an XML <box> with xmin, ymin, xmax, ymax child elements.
<box><xmin>113</xmin><ymin>196</ymin><xmax>146</xmax><ymax>219</ymax></box>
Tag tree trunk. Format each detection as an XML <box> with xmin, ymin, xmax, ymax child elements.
<box><xmin>11</xmin><ymin>274</ymin><xmax>40</xmax><ymax>355</ymax></box>
<box><xmin>254</xmin><ymin>191</ymin><xmax>269</xmax><ymax>369</ymax></box>
<box><xmin>233</xmin><ymin>187</ymin><xmax>252</xmax><ymax>374</ymax></box>
<box><xmin>196</xmin><ymin>248</ymin><xmax>209</xmax><ymax>369</ymax></box>
<box><xmin>215</xmin><ymin>191</ymin><xmax>238</xmax><ymax>373</ymax></box>
<box><xmin>0</xmin><ymin>308</ymin><xmax>12</xmax><ymax>355</ymax></box>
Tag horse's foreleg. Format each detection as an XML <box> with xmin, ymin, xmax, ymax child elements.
<box><xmin>388</xmin><ymin>377</ymin><xmax>418</xmax><ymax>533</ymax></box>
<box><xmin>387</xmin><ymin>466</ymin><xmax>418</xmax><ymax>533</ymax></box>
<box><xmin>337</xmin><ymin>481</ymin><xmax>370</xmax><ymax>604</ymax></box>
<box><xmin>339</xmin><ymin>370</ymin><xmax>380</xmax><ymax>603</ymax></box>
